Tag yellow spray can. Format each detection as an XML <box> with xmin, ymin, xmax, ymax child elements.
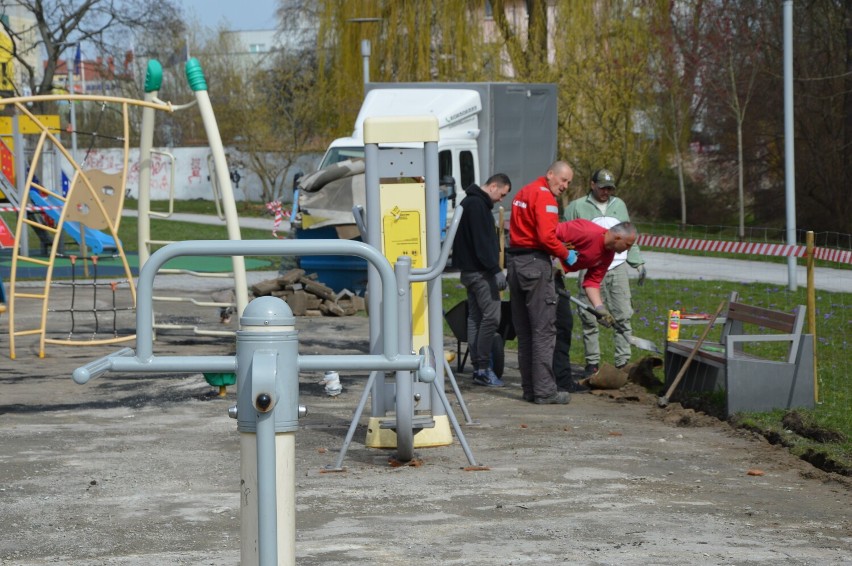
<box><xmin>667</xmin><ymin>310</ymin><xmax>681</xmax><ymax>342</ymax></box>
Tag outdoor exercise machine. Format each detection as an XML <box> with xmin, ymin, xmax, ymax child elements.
<box><xmin>72</xmin><ymin>238</ymin><xmax>463</xmax><ymax>566</ymax></box>
<box><xmin>343</xmin><ymin>115</ymin><xmax>477</xmax><ymax>462</ymax></box>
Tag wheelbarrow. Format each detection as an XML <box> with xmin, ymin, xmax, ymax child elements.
<box><xmin>444</xmin><ymin>300</ymin><xmax>516</xmax><ymax>377</ymax></box>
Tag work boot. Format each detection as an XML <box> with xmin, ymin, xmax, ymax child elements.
<box><xmin>561</xmin><ymin>380</ymin><xmax>590</xmax><ymax>394</ymax></box>
<box><xmin>534</xmin><ymin>391</ymin><xmax>571</xmax><ymax>405</ymax></box>
<box><xmin>473</xmin><ymin>368</ymin><xmax>504</xmax><ymax>387</ymax></box>
<box><xmin>584</xmin><ymin>364</ymin><xmax>599</xmax><ymax>378</ymax></box>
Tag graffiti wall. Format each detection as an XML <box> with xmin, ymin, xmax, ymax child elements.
<box><xmin>72</xmin><ymin>148</ymin><xmax>319</xmax><ymax>203</ymax></box>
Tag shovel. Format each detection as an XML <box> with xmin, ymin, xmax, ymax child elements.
<box><xmin>567</xmin><ymin>295</ymin><xmax>661</xmax><ymax>354</ymax></box>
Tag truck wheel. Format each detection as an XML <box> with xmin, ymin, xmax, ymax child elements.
<box><xmin>490</xmin><ymin>333</ymin><xmax>505</xmax><ymax>378</ymax></box>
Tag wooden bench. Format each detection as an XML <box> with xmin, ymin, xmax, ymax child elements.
<box><xmin>664</xmin><ymin>292</ymin><xmax>814</xmax><ymax>416</ymax></box>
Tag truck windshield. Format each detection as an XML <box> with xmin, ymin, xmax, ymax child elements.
<box><xmin>320</xmin><ymin>146</ymin><xmax>365</xmax><ymax>169</ymax></box>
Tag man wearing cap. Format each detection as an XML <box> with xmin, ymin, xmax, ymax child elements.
<box><xmin>564</xmin><ymin>169</ymin><xmax>647</xmax><ymax>377</ymax></box>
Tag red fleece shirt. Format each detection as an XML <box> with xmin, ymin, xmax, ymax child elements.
<box><xmin>508</xmin><ymin>177</ymin><xmax>568</xmax><ymax>261</ymax></box>
<box><xmin>554</xmin><ymin>219</ymin><xmax>614</xmax><ymax>289</ymax></box>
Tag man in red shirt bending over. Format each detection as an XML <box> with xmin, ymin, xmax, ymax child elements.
<box><xmin>555</xmin><ymin>220</ymin><xmax>638</xmax><ymax>318</ymax></box>
<box><xmin>507</xmin><ymin>161</ymin><xmax>574</xmax><ymax>405</ymax></box>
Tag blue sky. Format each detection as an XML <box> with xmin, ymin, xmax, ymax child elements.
<box><xmin>180</xmin><ymin>0</ymin><xmax>278</xmax><ymax>31</ymax></box>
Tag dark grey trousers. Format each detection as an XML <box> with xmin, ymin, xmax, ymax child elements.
<box><xmin>507</xmin><ymin>253</ymin><xmax>558</xmax><ymax>399</ymax></box>
<box><xmin>553</xmin><ymin>278</ymin><xmax>574</xmax><ymax>389</ymax></box>
<box><xmin>460</xmin><ymin>271</ymin><xmax>501</xmax><ymax>371</ymax></box>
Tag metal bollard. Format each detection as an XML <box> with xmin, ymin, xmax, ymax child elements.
<box><xmin>234</xmin><ymin>296</ymin><xmax>302</xmax><ymax>566</ymax></box>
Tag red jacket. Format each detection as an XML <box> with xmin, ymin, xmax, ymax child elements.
<box><xmin>555</xmin><ymin>219</ymin><xmax>614</xmax><ymax>289</ymax></box>
<box><xmin>508</xmin><ymin>176</ymin><xmax>568</xmax><ymax>261</ymax></box>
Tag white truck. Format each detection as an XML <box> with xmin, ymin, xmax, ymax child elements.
<box><xmin>293</xmin><ymin>82</ymin><xmax>558</xmax><ymax>293</ymax></box>
<box><xmin>318</xmin><ymin>81</ymin><xmax>559</xmax><ymax>206</ymax></box>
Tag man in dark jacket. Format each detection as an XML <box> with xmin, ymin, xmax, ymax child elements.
<box><xmin>452</xmin><ymin>173</ymin><xmax>512</xmax><ymax>387</ymax></box>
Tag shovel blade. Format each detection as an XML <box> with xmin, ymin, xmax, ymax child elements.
<box><xmin>627</xmin><ymin>335</ymin><xmax>661</xmax><ymax>354</ymax></box>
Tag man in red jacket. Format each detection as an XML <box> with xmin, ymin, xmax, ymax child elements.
<box><xmin>507</xmin><ymin>161</ymin><xmax>574</xmax><ymax>405</ymax></box>
<box><xmin>555</xmin><ymin>220</ymin><xmax>638</xmax><ymax>316</ymax></box>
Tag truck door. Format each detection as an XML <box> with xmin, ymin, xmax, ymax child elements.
<box><xmin>439</xmin><ymin>148</ymin><xmax>478</xmax><ymax>197</ymax></box>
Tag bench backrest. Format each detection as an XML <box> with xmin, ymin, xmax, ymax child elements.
<box><xmin>726</xmin><ymin>302</ymin><xmax>799</xmax><ymax>333</ymax></box>
<box><xmin>722</xmin><ymin>299</ymin><xmax>807</xmax><ymax>364</ymax></box>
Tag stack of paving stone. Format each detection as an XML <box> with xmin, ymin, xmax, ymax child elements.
<box><xmin>250</xmin><ymin>268</ymin><xmax>365</xmax><ymax>317</ymax></box>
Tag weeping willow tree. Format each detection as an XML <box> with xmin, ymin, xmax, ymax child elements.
<box><xmin>311</xmin><ymin>0</ymin><xmax>661</xmax><ymax>200</ymax></box>
<box><xmin>554</xmin><ymin>0</ymin><xmax>658</xmax><ymax>202</ymax></box>
<box><xmin>489</xmin><ymin>0</ymin><xmax>552</xmax><ymax>82</ymax></box>
<box><xmin>314</xmin><ymin>0</ymin><xmax>502</xmax><ymax>137</ymax></box>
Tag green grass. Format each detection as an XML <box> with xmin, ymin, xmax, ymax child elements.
<box><xmin>443</xmin><ymin>276</ymin><xmax>851</xmax><ymax>473</ymax></box>
<box><xmin>122</xmin><ymin>197</ymin><xmax>283</xmax><ymax>218</ymax></box>
<box><xmin>115</xmin><ymin>216</ymin><xmax>277</xmax><ymax>253</ymax></box>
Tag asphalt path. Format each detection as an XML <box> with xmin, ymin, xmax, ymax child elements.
<box><xmin>130</xmin><ymin>211</ymin><xmax>850</xmax><ymax>293</ymax></box>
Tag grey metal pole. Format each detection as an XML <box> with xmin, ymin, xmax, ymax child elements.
<box><xmin>783</xmin><ymin>0</ymin><xmax>797</xmax><ymax>291</ymax></box>
<box><xmin>394</xmin><ymin>256</ymin><xmax>414</xmax><ymax>461</ymax></box>
<box><xmin>364</xmin><ymin>142</ymin><xmax>386</xmax><ymax>416</ymax></box>
<box><xmin>361</xmin><ymin>39</ymin><xmax>371</xmax><ymax>87</ymax></box>
<box><xmin>424</xmin><ymin>140</ymin><xmax>447</xmax><ymax>419</ymax></box>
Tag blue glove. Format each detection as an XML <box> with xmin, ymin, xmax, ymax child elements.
<box><xmin>566</xmin><ymin>249</ymin><xmax>578</xmax><ymax>266</ymax></box>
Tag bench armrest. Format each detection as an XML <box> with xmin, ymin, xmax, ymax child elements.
<box><xmin>725</xmin><ymin>333</ymin><xmax>801</xmax><ymax>364</ymax></box>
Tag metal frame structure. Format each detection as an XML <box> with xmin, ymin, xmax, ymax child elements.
<box><xmin>3</xmin><ymin>58</ymin><xmax>247</xmax><ymax>357</ymax></box>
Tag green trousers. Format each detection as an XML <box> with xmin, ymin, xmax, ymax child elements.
<box><xmin>577</xmin><ymin>262</ymin><xmax>634</xmax><ymax>368</ymax></box>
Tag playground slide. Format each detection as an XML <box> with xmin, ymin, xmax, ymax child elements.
<box><xmin>27</xmin><ymin>190</ymin><xmax>119</xmax><ymax>255</ymax></box>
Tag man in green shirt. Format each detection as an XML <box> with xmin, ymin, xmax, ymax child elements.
<box><xmin>564</xmin><ymin>169</ymin><xmax>647</xmax><ymax>376</ymax></box>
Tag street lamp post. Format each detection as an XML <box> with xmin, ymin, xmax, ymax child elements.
<box><xmin>360</xmin><ymin>39</ymin><xmax>371</xmax><ymax>86</ymax></box>
<box><xmin>56</xmin><ymin>42</ymin><xmax>79</xmax><ymax>166</ymax></box>
<box><xmin>67</xmin><ymin>48</ymin><xmax>78</xmax><ymax>165</ymax></box>
<box><xmin>782</xmin><ymin>0</ymin><xmax>796</xmax><ymax>291</ymax></box>
<box><xmin>346</xmin><ymin>17</ymin><xmax>382</xmax><ymax>89</ymax></box>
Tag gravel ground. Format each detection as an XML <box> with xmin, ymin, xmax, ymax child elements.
<box><xmin>1</xmin><ymin>278</ymin><xmax>850</xmax><ymax>565</ymax></box>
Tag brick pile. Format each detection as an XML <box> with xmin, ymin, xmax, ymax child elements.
<box><xmin>250</xmin><ymin>268</ymin><xmax>365</xmax><ymax>317</ymax></box>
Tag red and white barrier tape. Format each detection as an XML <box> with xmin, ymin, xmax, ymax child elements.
<box><xmin>637</xmin><ymin>234</ymin><xmax>851</xmax><ymax>265</ymax></box>
<box><xmin>0</xmin><ymin>204</ymin><xmax>63</xmax><ymax>212</ymax></box>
